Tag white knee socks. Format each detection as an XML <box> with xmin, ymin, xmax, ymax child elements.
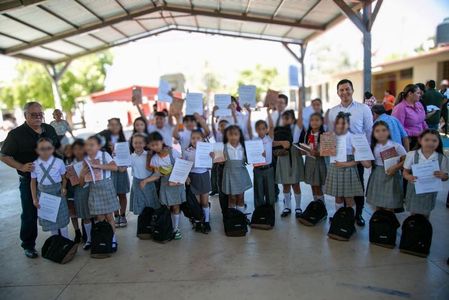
<box><xmin>294</xmin><ymin>193</ymin><xmax>302</xmax><ymax>210</ymax></box>
<box><xmin>172</xmin><ymin>213</ymin><xmax>180</xmax><ymax>231</ymax></box>
<box><xmin>51</xmin><ymin>227</ymin><xmax>69</xmax><ymax>239</ymax></box>
<box><xmin>83</xmin><ymin>222</ymin><xmax>92</xmax><ymax>243</ymax></box>
<box><xmin>283</xmin><ymin>192</ymin><xmax>291</xmax><ymax>209</ymax></box>
<box><xmin>203</xmin><ymin>207</ymin><xmax>210</xmax><ymax>222</ymax></box>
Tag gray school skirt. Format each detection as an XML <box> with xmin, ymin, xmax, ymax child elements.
<box><xmin>88</xmin><ymin>178</ymin><xmax>120</xmax><ymax>215</ymax></box>
<box><xmin>304</xmin><ymin>156</ymin><xmax>327</xmax><ymax>186</ymax></box>
<box><xmin>111</xmin><ymin>170</ymin><xmax>130</xmax><ymax>194</ymax></box>
<box><xmin>405</xmin><ymin>183</ymin><xmax>438</xmax><ymax>215</ymax></box>
<box><xmin>73</xmin><ymin>184</ymin><xmax>91</xmax><ymax>219</ymax></box>
<box><xmin>275</xmin><ymin>147</ymin><xmax>305</xmax><ymax>185</ymax></box>
<box><xmin>130</xmin><ymin>177</ymin><xmax>160</xmax><ymax>215</ymax></box>
<box><xmin>222</xmin><ymin>159</ymin><xmax>252</xmax><ymax>195</ymax></box>
<box><xmin>38</xmin><ymin>183</ymin><xmax>70</xmax><ymax>232</ymax></box>
<box><xmin>324</xmin><ymin>155</ymin><xmax>364</xmax><ymax>198</ymax></box>
<box><xmin>366</xmin><ymin>166</ymin><xmax>403</xmax><ymax>209</ymax></box>
<box><xmin>159</xmin><ymin>175</ymin><xmax>186</xmax><ymax>206</ymax></box>
<box><xmin>189</xmin><ymin>171</ymin><xmax>211</xmax><ymax>195</ymax></box>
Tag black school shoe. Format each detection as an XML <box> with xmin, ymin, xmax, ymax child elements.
<box><xmin>83</xmin><ymin>241</ymin><xmax>91</xmax><ymax>251</ymax></box>
<box><xmin>295</xmin><ymin>209</ymin><xmax>303</xmax><ymax>218</ymax></box>
<box><xmin>24</xmin><ymin>248</ymin><xmax>38</xmax><ymax>258</ymax></box>
<box><xmin>281</xmin><ymin>208</ymin><xmax>291</xmax><ymax>217</ymax></box>
<box><xmin>204</xmin><ymin>222</ymin><xmax>211</xmax><ymax>232</ymax></box>
<box><xmin>355</xmin><ymin>214</ymin><xmax>365</xmax><ymax>227</ymax></box>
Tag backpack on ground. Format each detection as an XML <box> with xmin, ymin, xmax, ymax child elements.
<box><xmin>137</xmin><ymin>207</ymin><xmax>155</xmax><ymax>240</ymax></box>
<box><xmin>181</xmin><ymin>186</ymin><xmax>204</xmax><ymax>222</ymax></box>
<box><xmin>328</xmin><ymin>207</ymin><xmax>356</xmax><ymax>241</ymax></box>
<box><xmin>250</xmin><ymin>204</ymin><xmax>275</xmax><ymax>230</ymax></box>
<box><xmin>41</xmin><ymin>234</ymin><xmax>78</xmax><ymax>264</ymax></box>
<box><xmin>369</xmin><ymin>210</ymin><xmax>400</xmax><ymax>248</ymax></box>
<box><xmin>399</xmin><ymin>214</ymin><xmax>433</xmax><ymax>257</ymax></box>
<box><xmin>223</xmin><ymin>208</ymin><xmax>249</xmax><ymax>237</ymax></box>
<box><xmin>91</xmin><ymin>220</ymin><xmax>114</xmax><ymax>258</ymax></box>
<box><xmin>273</xmin><ymin>126</ymin><xmax>293</xmax><ymax>157</ymax></box>
<box><xmin>152</xmin><ymin>206</ymin><xmax>174</xmax><ymax>243</ymax></box>
<box><xmin>298</xmin><ymin>200</ymin><xmax>328</xmax><ymax>226</ymax></box>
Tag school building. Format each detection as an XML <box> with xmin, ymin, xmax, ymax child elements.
<box><xmin>306</xmin><ymin>46</ymin><xmax>449</xmax><ymax>109</ymax></box>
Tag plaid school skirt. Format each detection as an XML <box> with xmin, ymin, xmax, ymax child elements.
<box><xmin>366</xmin><ymin>166</ymin><xmax>403</xmax><ymax>209</ymax></box>
<box><xmin>304</xmin><ymin>156</ymin><xmax>327</xmax><ymax>186</ymax></box>
<box><xmin>324</xmin><ymin>155</ymin><xmax>364</xmax><ymax>198</ymax></box>
<box><xmin>38</xmin><ymin>183</ymin><xmax>70</xmax><ymax>231</ymax></box>
<box><xmin>74</xmin><ymin>184</ymin><xmax>91</xmax><ymax>219</ymax></box>
<box><xmin>222</xmin><ymin>160</ymin><xmax>252</xmax><ymax>195</ymax></box>
<box><xmin>88</xmin><ymin>178</ymin><xmax>120</xmax><ymax>215</ymax></box>
<box><xmin>130</xmin><ymin>177</ymin><xmax>160</xmax><ymax>215</ymax></box>
<box><xmin>405</xmin><ymin>182</ymin><xmax>437</xmax><ymax>215</ymax></box>
<box><xmin>111</xmin><ymin>170</ymin><xmax>130</xmax><ymax>194</ymax></box>
<box><xmin>159</xmin><ymin>175</ymin><xmax>186</xmax><ymax>206</ymax></box>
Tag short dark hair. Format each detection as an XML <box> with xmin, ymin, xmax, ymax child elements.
<box><xmin>371</xmin><ymin>104</ymin><xmax>386</xmax><ymax>115</ymax></box>
<box><xmin>427</xmin><ymin>80</ymin><xmax>436</xmax><ymax>89</ymax></box>
<box><xmin>364</xmin><ymin>91</ymin><xmax>373</xmax><ymax>99</ymax></box>
<box><xmin>278</xmin><ymin>94</ymin><xmax>288</xmax><ymax>105</ymax></box>
<box><xmin>36</xmin><ymin>137</ymin><xmax>54</xmax><ymax>146</ymax></box>
<box><xmin>311</xmin><ymin>98</ymin><xmax>322</xmax><ymax>104</ymax></box>
<box><xmin>155</xmin><ymin>111</ymin><xmax>166</xmax><ymax>118</ymax></box>
<box><xmin>148</xmin><ymin>131</ymin><xmax>164</xmax><ymax>143</ymax></box>
<box><xmin>72</xmin><ymin>138</ymin><xmax>85</xmax><ymax>149</ymax></box>
<box><xmin>337</xmin><ymin>79</ymin><xmax>353</xmax><ymax>90</ymax></box>
<box><xmin>255</xmin><ymin>120</ymin><xmax>268</xmax><ymax>129</ymax></box>
<box><xmin>415</xmin><ymin>83</ymin><xmax>426</xmax><ymax>93</ymax></box>
<box><xmin>183</xmin><ymin>115</ymin><xmax>195</xmax><ymax>123</ymax></box>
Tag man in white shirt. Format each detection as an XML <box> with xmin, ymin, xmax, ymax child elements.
<box><xmin>270</xmin><ymin>93</ymin><xmax>289</xmax><ymax>127</ymax></box>
<box><xmin>327</xmin><ymin>79</ymin><xmax>373</xmax><ymax>227</ymax></box>
<box><xmin>303</xmin><ymin>98</ymin><xmax>323</xmax><ymax>129</ymax></box>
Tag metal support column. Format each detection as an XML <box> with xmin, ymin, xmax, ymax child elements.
<box><xmin>282</xmin><ymin>42</ymin><xmax>307</xmax><ymax>108</ymax></box>
<box><xmin>45</xmin><ymin>61</ymin><xmax>71</xmax><ymax>109</ymax></box>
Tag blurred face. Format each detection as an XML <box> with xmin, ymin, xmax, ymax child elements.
<box><xmin>276</xmin><ymin>97</ymin><xmax>287</xmax><ymax>112</ymax></box>
<box><xmin>335</xmin><ymin>118</ymin><xmax>349</xmax><ymax>135</ymax></box>
<box><xmin>72</xmin><ymin>145</ymin><xmax>85</xmax><ymax>161</ymax></box>
<box><xmin>63</xmin><ymin>145</ymin><xmax>73</xmax><ymax>158</ymax></box>
<box><xmin>132</xmin><ymin>136</ymin><xmax>146</xmax><ymax>153</ymax></box>
<box><xmin>108</xmin><ymin>119</ymin><xmax>121</xmax><ymax>135</ymax></box>
<box><xmin>311</xmin><ymin>101</ymin><xmax>321</xmax><ymax>113</ymax></box>
<box><xmin>53</xmin><ymin>110</ymin><xmax>62</xmax><ymax>121</ymax></box>
<box><xmin>149</xmin><ymin>140</ymin><xmax>163</xmax><ymax>153</ymax></box>
<box><xmin>190</xmin><ymin>132</ymin><xmax>203</xmax><ymax>147</ymax></box>
<box><xmin>309</xmin><ymin>115</ymin><xmax>322</xmax><ymax>131</ymax></box>
<box><xmin>282</xmin><ymin>114</ymin><xmax>294</xmax><ymax>126</ymax></box>
<box><xmin>134</xmin><ymin>120</ymin><xmax>146</xmax><ymax>133</ymax></box>
<box><xmin>406</xmin><ymin>89</ymin><xmax>420</xmax><ymax>103</ymax></box>
<box><xmin>419</xmin><ymin>133</ymin><xmax>439</xmax><ymax>153</ymax></box>
<box><xmin>184</xmin><ymin>119</ymin><xmax>196</xmax><ymax>131</ymax></box>
<box><xmin>373</xmin><ymin>125</ymin><xmax>389</xmax><ymax>143</ymax></box>
<box><xmin>218</xmin><ymin>121</ymin><xmax>228</xmax><ymax>133</ymax></box>
<box><xmin>36</xmin><ymin>141</ymin><xmax>54</xmax><ymax>160</ymax></box>
<box><xmin>85</xmin><ymin>139</ymin><xmax>101</xmax><ymax>157</ymax></box>
<box><xmin>226</xmin><ymin>128</ymin><xmax>241</xmax><ymax>145</ymax></box>
<box><xmin>25</xmin><ymin>104</ymin><xmax>44</xmax><ymax>128</ymax></box>
<box><xmin>256</xmin><ymin>123</ymin><xmax>268</xmax><ymax>138</ymax></box>
<box><xmin>155</xmin><ymin>116</ymin><xmax>165</xmax><ymax>128</ymax></box>
<box><xmin>337</xmin><ymin>83</ymin><xmax>354</xmax><ymax>104</ymax></box>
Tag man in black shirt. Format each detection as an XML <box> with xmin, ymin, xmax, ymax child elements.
<box><xmin>0</xmin><ymin>102</ymin><xmax>60</xmax><ymax>258</ymax></box>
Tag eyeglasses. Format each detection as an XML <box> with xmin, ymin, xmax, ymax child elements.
<box><xmin>27</xmin><ymin>112</ymin><xmax>44</xmax><ymax>119</ymax></box>
<box><xmin>37</xmin><ymin>147</ymin><xmax>53</xmax><ymax>151</ymax></box>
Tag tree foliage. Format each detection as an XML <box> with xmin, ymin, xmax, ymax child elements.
<box><xmin>237</xmin><ymin>64</ymin><xmax>279</xmax><ymax>100</ymax></box>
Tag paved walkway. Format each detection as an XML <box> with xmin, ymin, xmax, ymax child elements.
<box><xmin>0</xmin><ymin>161</ymin><xmax>448</xmax><ymax>300</ymax></box>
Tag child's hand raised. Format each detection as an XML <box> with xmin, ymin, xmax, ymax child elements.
<box><xmin>243</xmin><ymin>103</ymin><xmax>251</xmax><ymax>112</ymax></box>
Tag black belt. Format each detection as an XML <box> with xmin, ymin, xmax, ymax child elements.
<box><xmin>254</xmin><ymin>164</ymin><xmax>273</xmax><ymax>170</ymax></box>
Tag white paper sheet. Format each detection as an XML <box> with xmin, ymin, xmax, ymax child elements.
<box><xmin>245</xmin><ymin>140</ymin><xmax>266</xmax><ymax>164</ymax></box>
<box><xmin>352</xmin><ymin>134</ymin><xmax>375</xmax><ymax>161</ymax></box>
<box><xmin>213</xmin><ymin>142</ymin><xmax>225</xmax><ymax>163</ymax></box>
<box><xmin>157</xmin><ymin>79</ymin><xmax>173</xmax><ymax>103</ymax></box>
<box><xmin>168</xmin><ymin>159</ymin><xmax>193</xmax><ymax>184</ymax></box>
<box><xmin>195</xmin><ymin>142</ymin><xmax>213</xmax><ymax>168</ymax></box>
<box><xmin>37</xmin><ymin>192</ymin><xmax>61</xmax><ymax>223</ymax></box>
<box><xmin>330</xmin><ymin>135</ymin><xmax>347</xmax><ymax>163</ymax></box>
<box><xmin>214</xmin><ymin>94</ymin><xmax>232</xmax><ymax>117</ymax></box>
<box><xmin>114</xmin><ymin>142</ymin><xmax>132</xmax><ymax>166</ymax></box>
<box><xmin>238</xmin><ymin>85</ymin><xmax>257</xmax><ymax>107</ymax></box>
<box><xmin>185</xmin><ymin>92</ymin><xmax>203</xmax><ymax>115</ymax></box>
<box><xmin>383</xmin><ymin>156</ymin><xmax>400</xmax><ymax>174</ymax></box>
<box><xmin>412</xmin><ymin>160</ymin><xmax>442</xmax><ymax>194</ymax></box>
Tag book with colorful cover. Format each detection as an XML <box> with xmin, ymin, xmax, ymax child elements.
<box><xmin>380</xmin><ymin>147</ymin><xmax>399</xmax><ymax>161</ymax></box>
<box><xmin>319</xmin><ymin>132</ymin><xmax>336</xmax><ymax>156</ymax></box>
<box><xmin>84</xmin><ymin>159</ymin><xmax>103</xmax><ymax>183</ymax></box>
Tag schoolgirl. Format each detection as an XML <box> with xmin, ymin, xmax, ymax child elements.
<box><xmin>183</xmin><ymin>129</ymin><xmax>213</xmax><ymax>232</ymax></box>
<box><xmin>222</xmin><ymin>125</ymin><xmax>252</xmax><ymax>212</ymax></box>
<box><xmin>80</xmin><ymin>135</ymin><xmax>120</xmax><ymax>252</ymax></box>
<box><xmin>366</xmin><ymin>121</ymin><xmax>407</xmax><ymax>211</ymax></box>
<box><xmin>129</xmin><ymin>117</ymin><xmax>149</xmax><ymax>153</ymax></box>
<box><xmin>140</xmin><ymin>132</ymin><xmax>186</xmax><ymax>240</ymax></box>
<box><xmin>403</xmin><ymin>129</ymin><xmax>449</xmax><ymax>217</ymax></box>
<box><xmin>30</xmin><ymin>137</ymin><xmax>70</xmax><ymax>239</ymax></box>
<box><xmin>272</xmin><ymin>109</ymin><xmax>305</xmax><ymax>218</ymax></box>
<box><xmin>129</xmin><ymin>133</ymin><xmax>159</xmax><ymax>216</ymax></box>
<box><xmin>174</xmin><ymin>113</ymin><xmax>210</xmax><ymax>153</ymax></box>
<box><xmin>99</xmin><ymin>118</ymin><xmax>130</xmax><ymax>227</ymax></box>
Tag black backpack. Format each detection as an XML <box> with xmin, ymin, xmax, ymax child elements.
<box><xmin>41</xmin><ymin>235</ymin><xmax>78</xmax><ymax>264</ymax></box>
<box><xmin>369</xmin><ymin>210</ymin><xmax>400</xmax><ymax>248</ymax></box>
<box><xmin>223</xmin><ymin>208</ymin><xmax>249</xmax><ymax>237</ymax></box>
<box><xmin>152</xmin><ymin>206</ymin><xmax>174</xmax><ymax>243</ymax></box>
<box><xmin>181</xmin><ymin>186</ymin><xmax>204</xmax><ymax>222</ymax></box>
<box><xmin>137</xmin><ymin>207</ymin><xmax>156</xmax><ymax>240</ymax></box>
<box><xmin>250</xmin><ymin>204</ymin><xmax>275</xmax><ymax>230</ymax></box>
<box><xmin>328</xmin><ymin>207</ymin><xmax>356</xmax><ymax>241</ymax></box>
<box><xmin>399</xmin><ymin>214</ymin><xmax>433</xmax><ymax>257</ymax></box>
<box><xmin>273</xmin><ymin>126</ymin><xmax>293</xmax><ymax>157</ymax></box>
<box><xmin>298</xmin><ymin>200</ymin><xmax>328</xmax><ymax>226</ymax></box>
<box><xmin>91</xmin><ymin>221</ymin><xmax>114</xmax><ymax>258</ymax></box>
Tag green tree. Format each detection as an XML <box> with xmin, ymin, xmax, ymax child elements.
<box><xmin>237</xmin><ymin>64</ymin><xmax>279</xmax><ymax>101</ymax></box>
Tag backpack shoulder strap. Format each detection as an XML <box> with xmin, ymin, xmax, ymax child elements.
<box><xmin>168</xmin><ymin>148</ymin><xmax>175</xmax><ymax>165</ymax></box>
<box><xmin>413</xmin><ymin>150</ymin><xmax>419</xmax><ymax>164</ymax></box>
<box><xmin>101</xmin><ymin>151</ymin><xmax>107</xmax><ymax>178</ymax></box>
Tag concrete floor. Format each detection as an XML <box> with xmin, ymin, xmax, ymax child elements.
<box><xmin>1</xmin><ymin>161</ymin><xmax>449</xmax><ymax>300</ymax></box>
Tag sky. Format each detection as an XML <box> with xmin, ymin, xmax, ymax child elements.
<box><xmin>0</xmin><ymin>0</ymin><xmax>448</xmax><ymax>95</ymax></box>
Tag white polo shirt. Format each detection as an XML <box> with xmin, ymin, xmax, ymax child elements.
<box><xmin>31</xmin><ymin>156</ymin><xmax>66</xmax><ymax>185</ymax></box>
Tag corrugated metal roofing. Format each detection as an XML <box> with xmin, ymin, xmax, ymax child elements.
<box><xmin>0</xmin><ymin>0</ymin><xmax>366</xmax><ymax>64</ymax></box>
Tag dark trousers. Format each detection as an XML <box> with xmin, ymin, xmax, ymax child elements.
<box><xmin>216</xmin><ymin>163</ymin><xmax>228</xmax><ymax>215</ymax></box>
<box><xmin>19</xmin><ymin>176</ymin><xmax>38</xmax><ymax>250</ymax></box>
<box><xmin>210</xmin><ymin>163</ymin><xmax>219</xmax><ymax>193</ymax></box>
<box><xmin>253</xmin><ymin>166</ymin><xmax>275</xmax><ymax>207</ymax></box>
<box><xmin>272</xmin><ymin>155</ymin><xmax>280</xmax><ymax>198</ymax></box>
<box><xmin>354</xmin><ymin>163</ymin><xmax>365</xmax><ymax>217</ymax></box>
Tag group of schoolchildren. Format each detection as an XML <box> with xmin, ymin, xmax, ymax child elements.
<box><xmin>31</xmin><ymin>86</ymin><xmax>448</xmax><ymax>259</ymax></box>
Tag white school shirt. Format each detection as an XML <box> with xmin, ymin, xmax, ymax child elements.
<box><xmin>219</xmin><ymin>111</ymin><xmax>250</xmax><ymax>140</ymax></box>
<box><xmin>148</xmin><ymin>124</ymin><xmax>174</xmax><ymax>147</ymax></box>
<box><xmin>291</xmin><ymin>124</ymin><xmax>303</xmax><ymax>144</ymax></box>
<box><xmin>178</xmin><ymin>129</ymin><xmax>192</xmax><ymax>153</ymax></box>
<box><xmin>253</xmin><ymin>135</ymin><xmax>273</xmax><ymax>165</ymax></box>
<box><xmin>215</xmin><ymin>131</ymin><xmax>224</xmax><ymax>143</ymax></box>
<box><xmin>226</xmin><ymin>143</ymin><xmax>244</xmax><ymax>160</ymax></box>
<box><xmin>373</xmin><ymin>140</ymin><xmax>407</xmax><ymax>166</ymax></box>
<box><xmin>131</xmin><ymin>151</ymin><xmax>152</xmax><ymax>179</ymax></box>
<box><xmin>31</xmin><ymin>156</ymin><xmax>66</xmax><ymax>185</ymax></box>
<box><xmin>182</xmin><ymin>146</ymin><xmax>208</xmax><ymax>174</ymax></box>
<box><xmin>335</xmin><ymin>132</ymin><xmax>354</xmax><ymax>155</ymax></box>
<box><xmin>110</xmin><ymin>134</ymin><xmax>119</xmax><ymax>146</ymax></box>
<box><xmin>327</xmin><ymin>101</ymin><xmax>373</xmax><ymax>142</ymax></box>
<box><xmin>403</xmin><ymin>149</ymin><xmax>449</xmax><ymax>172</ymax></box>
<box><xmin>149</xmin><ymin>149</ymin><xmax>181</xmax><ymax>176</ymax></box>
<box><xmin>86</xmin><ymin>151</ymin><xmax>114</xmax><ymax>179</ymax></box>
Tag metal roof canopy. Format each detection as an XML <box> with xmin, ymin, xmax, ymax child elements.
<box><xmin>0</xmin><ymin>0</ymin><xmax>382</xmax><ymax>108</ymax></box>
